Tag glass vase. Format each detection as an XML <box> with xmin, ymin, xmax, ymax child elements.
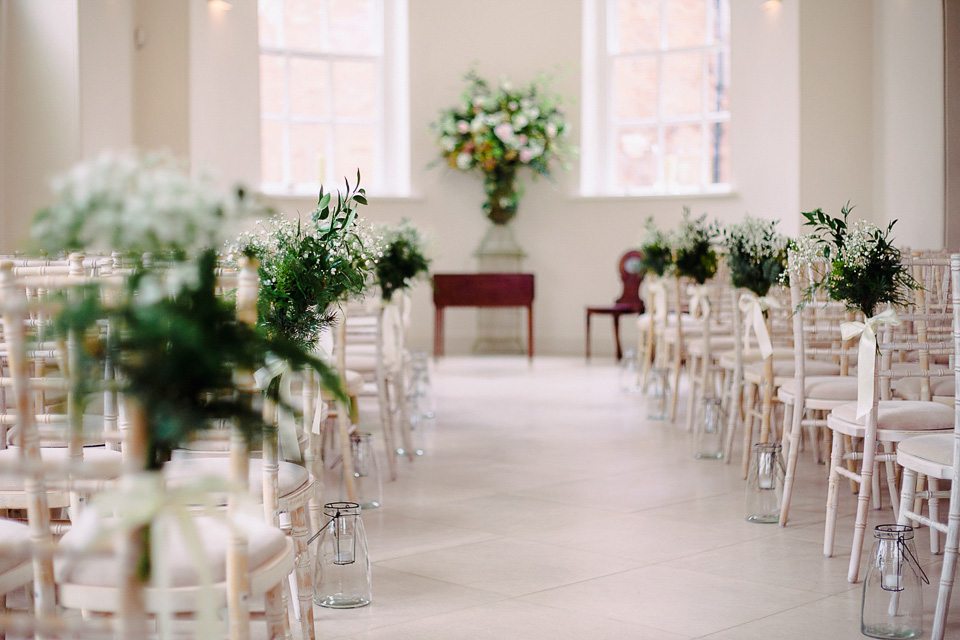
<box><xmin>313</xmin><ymin>502</ymin><xmax>371</xmax><ymax>608</ymax></box>
<box><xmin>693</xmin><ymin>397</ymin><xmax>725</xmax><ymax>459</ymax></box>
<box><xmin>349</xmin><ymin>433</ymin><xmax>382</xmax><ymax>510</ymax></box>
<box><xmin>646</xmin><ymin>367</ymin><xmax>669</xmax><ymax>420</ymax></box>
<box><xmin>861</xmin><ymin>524</ymin><xmax>927</xmax><ymax>639</ymax></box>
<box><xmin>619</xmin><ymin>349</ymin><xmax>642</xmax><ymax>393</ymax></box>
<box><xmin>745</xmin><ymin>442</ymin><xmax>784</xmax><ymax>522</ymax></box>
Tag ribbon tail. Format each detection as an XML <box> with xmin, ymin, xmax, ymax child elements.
<box><xmin>277</xmin><ymin>373</ymin><xmax>302</xmax><ymax>463</ymax></box>
<box><xmin>754</xmin><ymin>306</ymin><xmax>773</xmax><ymax>359</ymax></box>
<box><xmin>856</xmin><ymin>330</ymin><xmax>876</xmax><ymax>419</ymax></box>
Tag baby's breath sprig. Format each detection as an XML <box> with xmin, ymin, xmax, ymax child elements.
<box><xmin>671</xmin><ymin>208</ymin><xmax>721</xmax><ymax>285</ymax></box>
<box><xmin>721</xmin><ymin>215</ymin><xmax>788</xmax><ymax>297</ymax></box>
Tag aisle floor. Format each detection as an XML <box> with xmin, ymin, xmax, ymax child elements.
<box><xmin>309</xmin><ymin>356</ymin><xmax>960</xmax><ymax>639</ymax></box>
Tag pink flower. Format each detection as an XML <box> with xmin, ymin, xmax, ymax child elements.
<box><xmin>457</xmin><ymin>120</ymin><xmax>469</xmax><ymax>134</ymax></box>
<box><xmin>519</xmin><ymin>148</ymin><xmax>534</xmax><ymax>163</ymax></box>
<box><xmin>493</xmin><ymin>122</ymin><xmax>515</xmax><ymax>144</ymax></box>
<box><xmin>517</xmin><ymin>134</ymin><xmax>528</xmax><ymax>146</ymax></box>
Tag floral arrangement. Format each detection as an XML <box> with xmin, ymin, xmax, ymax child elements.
<box><xmin>431</xmin><ymin>70</ymin><xmax>573</xmax><ymax>225</ymax></box>
<box><xmin>671</xmin><ymin>208</ymin><xmax>720</xmax><ymax>285</ymax></box>
<box><xmin>721</xmin><ymin>215</ymin><xmax>788</xmax><ymax>297</ymax></box>
<box><xmin>30</xmin><ymin>151</ymin><xmax>247</xmax><ymax>260</ymax></box>
<box><xmin>638</xmin><ymin>217</ymin><xmax>674</xmax><ymax>277</ymax></box>
<box><xmin>232</xmin><ymin>174</ymin><xmax>382</xmax><ymax>350</ymax></box>
<box><xmin>800</xmin><ymin>203</ymin><xmax>916</xmax><ymax>317</ymax></box>
<box><xmin>374</xmin><ymin>219</ymin><xmax>431</xmax><ymax>302</ymax></box>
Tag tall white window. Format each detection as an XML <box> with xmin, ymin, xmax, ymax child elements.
<box><xmin>582</xmin><ymin>0</ymin><xmax>731</xmax><ymax>196</ymax></box>
<box><xmin>258</xmin><ymin>0</ymin><xmax>409</xmax><ymax>196</ymax></box>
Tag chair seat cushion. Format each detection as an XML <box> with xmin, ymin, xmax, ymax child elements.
<box><xmin>718</xmin><ymin>347</ymin><xmax>795</xmax><ymax>370</ymax></box>
<box><xmin>830</xmin><ymin>400</ymin><xmax>955</xmax><ymax>431</ymax></box>
<box><xmin>0</xmin><ymin>518</ymin><xmax>32</xmax><ymax>575</ymax></box>
<box><xmin>685</xmin><ymin>335</ymin><xmax>737</xmax><ymax>356</ymax></box>
<box><xmin>778</xmin><ymin>376</ymin><xmax>859</xmax><ymax>402</ymax></box>
<box><xmin>55</xmin><ymin>513</ymin><xmax>287</xmax><ymax>588</ymax></box>
<box><xmin>894</xmin><ymin>375</ymin><xmax>955</xmax><ymax>401</ymax></box>
<box><xmin>163</xmin><ymin>457</ymin><xmax>309</xmax><ymax>502</ymax></box>
<box><xmin>7</xmin><ymin>414</ymin><xmax>109</xmax><ymax>448</ymax></box>
<box><xmin>896</xmin><ymin>433</ymin><xmax>954</xmax><ymax>478</ymax></box>
<box><xmin>637</xmin><ymin>313</ymin><xmax>700</xmax><ymax>330</ymax></box>
<box><xmin>320</xmin><ymin>369</ymin><xmax>365</xmax><ymax>400</ymax></box>
<box><xmin>745</xmin><ymin>359</ymin><xmax>841</xmax><ymax>378</ymax></box>
<box><xmin>0</xmin><ymin>447</ymin><xmax>122</xmax><ymax>491</ymax></box>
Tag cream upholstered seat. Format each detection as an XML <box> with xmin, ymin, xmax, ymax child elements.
<box><xmin>0</xmin><ymin>517</ymin><xmax>33</xmax><ymax>613</ymax></box>
<box><xmin>56</xmin><ymin>513</ymin><xmax>292</xmax><ymax>596</ymax></box>
<box><xmin>895</xmin><ymin>375</ymin><xmax>955</xmax><ymax>401</ymax></box>
<box><xmin>164</xmin><ymin>457</ymin><xmax>309</xmax><ymax>500</ymax></box>
<box><xmin>897</xmin><ymin>433</ymin><xmax>953</xmax><ymax>478</ymax></box>
<box><xmin>777</xmin><ymin>375</ymin><xmax>859</xmax><ymax>403</ymax></box>
<box><xmin>828</xmin><ymin>400</ymin><xmax>954</xmax><ymax>435</ymax></box>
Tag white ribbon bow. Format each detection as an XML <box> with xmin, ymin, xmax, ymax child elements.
<box><xmin>686</xmin><ymin>284</ymin><xmax>711</xmax><ymax>321</ymax></box>
<box><xmin>68</xmin><ymin>473</ymin><xmax>256</xmax><ymax>640</ymax></box>
<box><xmin>253</xmin><ymin>357</ymin><xmax>302</xmax><ymax>464</ymax></box>
<box><xmin>648</xmin><ymin>280</ymin><xmax>668</xmax><ymax>322</ymax></box>
<box><xmin>840</xmin><ymin>308</ymin><xmax>901</xmax><ymax>419</ymax></box>
<box><xmin>738</xmin><ymin>292</ymin><xmax>782</xmax><ymax>359</ymax></box>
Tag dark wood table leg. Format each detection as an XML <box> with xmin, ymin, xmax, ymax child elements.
<box><xmin>434</xmin><ymin>307</ymin><xmax>444</xmax><ymax>358</ymax></box>
<box><xmin>585</xmin><ymin>310</ymin><xmax>592</xmax><ymax>360</ymax></box>
<box><xmin>527</xmin><ymin>304</ymin><xmax>534</xmax><ymax>361</ymax></box>
<box><xmin>613</xmin><ymin>311</ymin><xmax>623</xmax><ymax>361</ymax></box>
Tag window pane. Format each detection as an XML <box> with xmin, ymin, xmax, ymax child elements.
<box><xmin>260</xmin><ymin>53</ymin><xmax>286</xmax><ymax>116</ymax></box>
<box><xmin>708</xmin><ymin>120</ymin><xmax>730</xmax><ymax>184</ymax></box>
<box><xmin>665</xmin><ymin>0</ymin><xmax>706</xmax><ymax>49</ymax></box>
<box><xmin>284</xmin><ymin>0</ymin><xmax>325</xmax><ymax>53</ymax></box>
<box><xmin>333</xmin><ymin>124</ymin><xmax>376</xmax><ymax>187</ymax></box>
<box><xmin>261</xmin><ymin>119</ymin><xmax>285</xmax><ymax>185</ymax></box>
<box><xmin>615</xmin><ymin>0</ymin><xmax>660</xmax><ymax>53</ymax></box>
<box><xmin>333</xmin><ymin>60</ymin><xmax>377</xmax><ymax>120</ymax></box>
<box><xmin>289</xmin><ymin>57</ymin><xmax>329</xmax><ymax>119</ymax></box>
<box><xmin>712</xmin><ymin>0</ymin><xmax>731</xmax><ymax>43</ymax></box>
<box><xmin>329</xmin><ymin>0</ymin><xmax>378</xmax><ymax>54</ymax></box>
<box><xmin>259</xmin><ymin>0</ymin><xmax>283</xmax><ymax>48</ymax></box>
<box><xmin>662</xmin><ymin>51</ymin><xmax>702</xmax><ymax>117</ymax></box>
<box><xmin>616</xmin><ymin>126</ymin><xmax>658</xmax><ymax>188</ymax></box>
<box><xmin>290</xmin><ymin>122</ymin><xmax>329</xmax><ymax>184</ymax></box>
<box><xmin>664</xmin><ymin>123</ymin><xmax>702</xmax><ymax>188</ymax></box>
<box><xmin>613</xmin><ymin>57</ymin><xmax>658</xmax><ymax>120</ymax></box>
<box><xmin>707</xmin><ymin>50</ymin><xmax>730</xmax><ymax>113</ymax></box>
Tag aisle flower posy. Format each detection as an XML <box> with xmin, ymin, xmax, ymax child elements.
<box><xmin>374</xmin><ymin>219</ymin><xmax>431</xmax><ymax>302</ymax></box>
<box><xmin>671</xmin><ymin>208</ymin><xmax>720</xmax><ymax>285</ymax></box>
<box><xmin>431</xmin><ymin>70</ymin><xmax>573</xmax><ymax>225</ymax></box>
<box><xmin>638</xmin><ymin>217</ymin><xmax>674</xmax><ymax>277</ymax></box>
<box><xmin>722</xmin><ymin>215</ymin><xmax>788</xmax><ymax>297</ymax></box>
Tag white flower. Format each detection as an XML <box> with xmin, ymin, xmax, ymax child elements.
<box><xmin>493</xmin><ymin>122</ymin><xmax>515</xmax><ymax>144</ymax></box>
<box><xmin>470</xmin><ymin>116</ymin><xmax>485</xmax><ymax>133</ymax></box>
<box><xmin>519</xmin><ymin>148</ymin><xmax>534</xmax><ymax>164</ymax></box>
<box><xmin>546</xmin><ymin>123</ymin><xmax>558</xmax><ymax>138</ymax></box>
<box><xmin>508</xmin><ymin>101</ymin><xmax>518</xmax><ymax>111</ymax></box>
<box><xmin>513</xmin><ymin>114</ymin><xmax>529</xmax><ymax>130</ymax></box>
<box><xmin>457</xmin><ymin>120</ymin><xmax>469</xmax><ymax>134</ymax></box>
<box><xmin>456</xmin><ymin>153</ymin><xmax>472</xmax><ymax>170</ymax></box>
<box><xmin>441</xmin><ymin>137</ymin><xmax>457</xmax><ymax>152</ymax></box>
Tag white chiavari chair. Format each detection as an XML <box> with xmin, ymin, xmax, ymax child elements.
<box><xmin>893</xmin><ymin>253</ymin><xmax>960</xmax><ymax>640</ymax></box>
<box><xmin>824</xmin><ymin>255</ymin><xmax>955</xmax><ymax>583</ymax></box>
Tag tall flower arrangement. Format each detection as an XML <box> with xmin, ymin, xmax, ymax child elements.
<box><xmin>431</xmin><ymin>71</ymin><xmax>573</xmax><ymax>225</ymax></box>
<box><xmin>800</xmin><ymin>203</ymin><xmax>916</xmax><ymax>317</ymax></box>
<box><xmin>721</xmin><ymin>215</ymin><xmax>788</xmax><ymax>297</ymax></box>
<box><xmin>638</xmin><ymin>218</ymin><xmax>674</xmax><ymax>277</ymax></box>
<box><xmin>374</xmin><ymin>219</ymin><xmax>431</xmax><ymax>302</ymax></box>
<box><xmin>672</xmin><ymin>208</ymin><xmax>720</xmax><ymax>285</ymax></box>
<box><xmin>233</xmin><ymin>174</ymin><xmax>382</xmax><ymax>350</ymax></box>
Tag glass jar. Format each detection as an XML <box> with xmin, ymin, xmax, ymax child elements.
<box><xmin>349</xmin><ymin>433</ymin><xmax>382</xmax><ymax>510</ymax></box>
<box><xmin>646</xmin><ymin>367</ymin><xmax>669</xmax><ymax>420</ymax></box>
<box><xmin>313</xmin><ymin>502</ymin><xmax>371</xmax><ymax>608</ymax></box>
<box><xmin>745</xmin><ymin>442</ymin><xmax>784</xmax><ymax>523</ymax></box>
<box><xmin>693</xmin><ymin>397</ymin><xmax>725</xmax><ymax>459</ymax></box>
<box><xmin>861</xmin><ymin>524</ymin><xmax>928</xmax><ymax>639</ymax></box>
<box><xmin>409</xmin><ymin>349</ymin><xmax>435</xmax><ymax>419</ymax></box>
<box><xmin>619</xmin><ymin>349</ymin><xmax>641</xmax><ymax>393</ymax></box>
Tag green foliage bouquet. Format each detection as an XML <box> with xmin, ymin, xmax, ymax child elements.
<box><xmin>374</xmin><ymin>219</ymin><xmax>431</xmax><ymax>302</ymax></box>
<box><xmin>801</xmin><ymin>203</ymin><xmax>916</xmax><ymax>317</ymax></box>
<box><xmin>638</xmin><ymin>218</ymin><xmax>674</xmax><ymax>277</ymax></box>
<box><xmin>431</xmin><ymin>70</ymin><xmax>573</xmax><ymax>225</ymax></box>
<box><xmin>722</xmin><ymin>215</ymin><xmax>788</xmax><ymax>297</ymax></box>
<box><xmin>672</xmin><ymin>208</ymin><xmax>720</xmax><ymax>285</ymax></box>
<box><xmin>233</xmin><ymin>174</ymin><xmax>382</xmax><ymax>350</ymax></box>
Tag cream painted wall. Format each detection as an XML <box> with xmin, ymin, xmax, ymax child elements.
<box><xmin>189</xmin><ymin>0</ymin><xmax>260</xmax><ymax>189</ymax></box>
<box><xmin>873</xmin><ymin>0</ymin><xmax>944</xmax><ymax>250</ymax></box>
<box><xmin>1</xmin><ymin>0</ymin><xmax>80</xmax><ymax>252</ymax></box>
<box><xmin>78</xmin><ymin>0</ymin><xmax>134</xmax><ymax>158</ymax></box>
<box><xmin>799</xmin><ymin>0</ymin><xmax>874</xmax><ymax>222</ymax></box>
<box><xmin>133</xmin><ymin>0</ymin><xmax>190</xmax><ymax>158</ymax></box>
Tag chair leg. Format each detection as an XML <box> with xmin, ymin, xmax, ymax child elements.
<box><xmin>722</xmin><ymin>369</ymin><xmax>741</xmax><ymax>464</ymax></box>
<box><xmin>741</xmin><ymin>382</ymin><xmax>757</xmax><ymax>478</ymax></box>
<box><xmin>881</xmin><ymin>442</ymin><xmax>899</xmax><ymax>520</ymax></box>
<box><xmin>684</xmin><ymin>354</ymin><xmax>699</xmax><ymax>433</ymax></box>
<box><xmin>291</xmin><ymin>505</ymin><xmax>316</xmax><ymax>640</ymax></box>
<box><xmin>668</xmin><ymin>343</ymin><xmax>682</xmax><ymax>423</ymax></box>
<box><xmin>824</xmin><ymin>429</ymin><xmax>844</xmax><ymax>558</ymax></box>
<box><xmin>897</xmin><ymin>468</ymin><xmax>919</xmax><ymax>527</ymax></box>
<box><xmin>779</xmin><ymin>397</ymin><xmax>802</xmax><ymax>527</ymax></box>
<box><xmin>843</xmin><ymin>435</ymin><xmax>858</xmax><ymax>494</ymax></box>
<box><xmin>264</xmin><ymin>583</ymin><xmax>286</xmax><ymax>640</ymax></box>
<box><xmin>932</xmin><ymin>491</ymin><xmax>960</xmax><ymax>640</ymax></box>
<box><xmin>930</xmin><ymin>477</ymin><xmax>942</xmax><ymax>555</ymax></box>
<box><xmin>848</xmin><ymin>435</ymin><xmax>877</xmax><ymax>583</ymax></box>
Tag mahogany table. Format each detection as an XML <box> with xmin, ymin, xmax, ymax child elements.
<box><xmin>432</xmin><ymin>273</ymin><xmax>534</xmax><ymax>360</ymax></box>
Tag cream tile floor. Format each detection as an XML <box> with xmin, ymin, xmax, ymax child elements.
<box><xmin>306</xmin><ymin>356</ymin><xmax>960</xmax><ymax>640</ymax></box>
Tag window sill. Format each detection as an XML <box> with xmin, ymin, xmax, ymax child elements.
<box><xmin>257</xmin><ymin>190</ymin><xmax>424</xmax><ymax>205</ymax></box>
<box><xmin>574</xmin><ymin>189</ymin><xmax>740</xmax><ymax>203</ymax></box>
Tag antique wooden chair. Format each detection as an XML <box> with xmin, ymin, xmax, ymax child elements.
<box><xmin>585</xmin><ymin>250</ymin><xmax>645</xmax><ymax>361</ymax></box>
